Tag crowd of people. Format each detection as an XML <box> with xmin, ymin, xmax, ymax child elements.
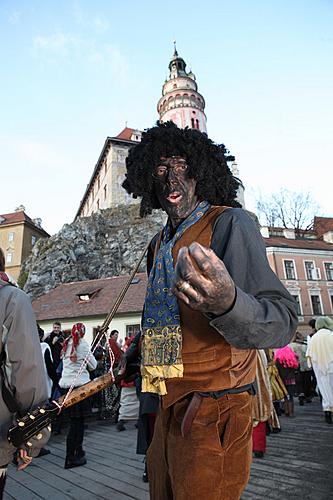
<box><xmin>1</xmin><ymin>123</ymin><xmax>333</xmax><ymax>500</ymax></box>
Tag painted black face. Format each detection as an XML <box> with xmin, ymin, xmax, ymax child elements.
<box><xmin>153</xmin><ymin>156</ymin><xmax>199</xmax><ymax>227</ymax></box>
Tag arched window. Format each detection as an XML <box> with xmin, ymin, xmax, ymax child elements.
<box><xmin>191</xmin><ymin>118</ymin><xmax>195</xmax><ymax>128</ymax></box>
<box><xmin>196</xmin><ymin>119</ymin><xmax>200</xmax><ymax>130</ymax></box>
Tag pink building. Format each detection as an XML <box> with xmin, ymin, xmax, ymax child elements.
<box><xmin>261</xmin><ymin>217</ymin><xmax>333</xmax><ymax>332</ymax></box>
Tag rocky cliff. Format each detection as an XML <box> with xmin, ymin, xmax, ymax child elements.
<box><xmin>21</xmin><ymin>205</ymin><xmax>165</xmax><ymax>299</ymax></box>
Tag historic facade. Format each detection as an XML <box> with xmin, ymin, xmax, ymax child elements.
<box><xmin>76</xmin><ymin>128</ymin><xmax>141</xmax><ymax>218</ymax></box>
<box><xmin>261</xmin><ymin>216</ymin><xmax>333</xmax><ymax>331</ymax></box>
<box><xmin>0</xmin><ymin>206</ymin><xmax>49</xmax><ymax>281</ymax></box>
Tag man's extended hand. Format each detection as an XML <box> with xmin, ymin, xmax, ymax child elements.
<box><xmin>172</xmin><ymin>242</ymin><xmax>236</xmax><ymax>316</ymax></box>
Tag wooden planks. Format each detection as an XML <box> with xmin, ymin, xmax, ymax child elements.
<box><xmin>3</xmin><ymin>400</ymin><xmax>333</xmax><ymax>499</ymax></box>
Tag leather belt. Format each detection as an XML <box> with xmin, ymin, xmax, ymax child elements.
<box><xmin>180</xmin><ymin>383</ymin><xmax>255</xmax><ymax>438</ymax></box>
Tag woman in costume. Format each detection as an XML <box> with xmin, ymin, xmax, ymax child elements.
<box><xmin>59</xmin><ymin>322</ymin><xmax>97</xmax><ymax>469</ymax></box>
<box><xmin>274</xmin><ymin>345</ymin><xmax>299</xmax><ymax>417</ymax></box>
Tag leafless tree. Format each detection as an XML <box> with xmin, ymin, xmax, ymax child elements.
<box><xmin>256</xmin><ymin>189</ymin><xmax>320</xmax><ymax>232</ymax></box>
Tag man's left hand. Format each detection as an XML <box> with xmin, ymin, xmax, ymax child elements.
<box><xmin>173</xmin><ymin>242</ymin><xmax>236</xmax><ymax>316</ymax></box>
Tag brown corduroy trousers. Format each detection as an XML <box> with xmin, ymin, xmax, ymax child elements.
<box><xmin>147</xmin><ymin>392</ymin><xmax>253</xmax><ymax>500</ymax></box>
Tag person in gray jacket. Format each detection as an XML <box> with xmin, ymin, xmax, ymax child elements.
<box><xmin>0</xmin><ymin>248</ymin><xmax>50</xmax><ymax>498</ymax></box>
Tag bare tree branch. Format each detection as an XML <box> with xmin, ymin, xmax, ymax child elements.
<box><xmin>256</xmin><ymin>189</ymin><xmax>320</xmax><ymax>233</ymax></box>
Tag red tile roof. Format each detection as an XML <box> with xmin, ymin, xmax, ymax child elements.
<box><xmin>0</xmin><ymin>211</ymin><xmax>33</xmax><ymax>225</ymax></box>
<box><xmin>264</xmin><ymin>237</ymin><xmax>333</xmax><ymax>251</ymax></box>
<box><xmin>32</xmin><ymin>273</ymin><xmax>148</xmax><ymax>321</ymax></box>
<box><xmin>313</xmin><ymin>216</ymin><xmax>333</xmax><ymax>237</ymax></box>
<box><xmin>0</xmin><ymin>211</ymin><xmax>49</xmax><ymax>236</ymax></box>
<box><xmin>115</xmin><ymin>127</ymin><xmax>136</xmax><ymax>140</ymax></box>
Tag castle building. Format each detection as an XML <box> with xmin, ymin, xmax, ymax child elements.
<box><xmin>76</xmin><ymin>128</ymin><xmax>141</xmax><ymax>218</ymax></box>
<box><xmin>0</xmin><ymin>206</ymin><xmax>49</xmax><ymax>281</ymax></box>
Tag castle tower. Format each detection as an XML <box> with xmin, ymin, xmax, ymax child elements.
<box><xmin>157</xmin><ymin>43</ymin><xmax>207</xmax><ymax>133</ymax></box>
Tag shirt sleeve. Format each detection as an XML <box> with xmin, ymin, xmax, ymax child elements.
<box><xmin>208</xmin><ymin>208</ymin><xmax>298</xmax><ymax>349</ymax></box>
<box><xmin>4</xmin><ymin>288</ymin><xmax>49</xmax><ymax>412</ymax></box>
<box><xmin>3</xmin><ymin>287</ymin><xmax>50</xmax><ymax>457</ymax></box>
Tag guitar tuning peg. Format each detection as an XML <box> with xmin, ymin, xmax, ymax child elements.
<box><xmin>18</xmin><ymin>422</ymin><xmax>25</xmax><ymax>427</ymax></box>
<box><xmin>27</xmin><ymin>441</ymin><xmax>32</xmax><ymax>447</ymax></box>
<box><xmin>47</xmin><ymin>425</ymin><xmax>51</xmax><ymax>432</ymax></box>
<box><xmin>29</xmin><ymin>415</ymin><xmax>36</xmax><ymax>420</ymax></box>
<box><xmin>37</xmin><ymin>433</ymin><xmax>43</xmax><ymax>440</ymax></box>
<box><xmin>39</xmin><ymin>409</ymin><xmax>46</xmax><ymax>414</ymax></box>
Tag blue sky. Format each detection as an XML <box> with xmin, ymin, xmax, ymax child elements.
<box><xmin>1</xmin><ymin>0</ymin><xmax>332</xmax><ymax>234</ymax></box>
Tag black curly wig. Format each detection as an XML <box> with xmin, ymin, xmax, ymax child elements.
<box><xmin>122</xmin><ymin>121</ymin><xmax>241</xmax><ymax>217</ymax></box>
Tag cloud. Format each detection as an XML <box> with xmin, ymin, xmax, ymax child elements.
<box><xmin>32</xmin><ymin>32</ymin><xmax>129</xmax><ymax>80</ymax></box>
<box><xmin>0</xmin><ymin>136</ymin><xmax>70</xmax><ymax>172</ymax></box>
<box><xmin>92</xmin><ymin>17</ymin><xmax>109</xmax><ymax>34</ymax></box>
<box><xmin>8</xmin><ymin>10</ymin><xmax>21</xmax><ymax>24</ymax></box>
<box><xmin>72</xmin><ymin>1</ymin><xmax>109</xmax><ymax>34</ymax></box>
<box><xmin>33</xmin><ymin>33</ymin><xmax>81</xmax><ymax>56</ymax></box>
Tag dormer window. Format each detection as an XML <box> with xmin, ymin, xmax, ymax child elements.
<box><xmin>79</xmin><ymin>294</ymin><xmax>90</xmax><ymax>302</ymax></box>
<box><xmin>77</xmin><ymin>289</ymin><xmax>100</xmax><ymax>303</ymax></box>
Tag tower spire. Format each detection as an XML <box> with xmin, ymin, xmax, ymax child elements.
<box><xmin>173</xmin><ymin>39</ymin><xmax>178</xmax><ymax>57</ymax></box>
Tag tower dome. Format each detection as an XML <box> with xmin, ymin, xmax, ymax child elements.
<box><xmin>157</xmin><ymin>43</ymin><xmax>207</xmax><ymax>133</ymax></box>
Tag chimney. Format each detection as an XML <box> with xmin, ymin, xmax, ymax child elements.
<box><xmin>15</xmin><ymin>204</ymin><xmax>25</xmax><ymax>212</ymax></box>
<box><xmin>260</xmin><ymin>227</ymin><xmax>270</xmax><ymax>238</ymax></box>
<box><xmin>33</xmin><ymin>218</ymin><xmax>42</xmax><ymax>228</ymax></box>
<box><xmin>283</xmin><ymin>229</ymin><xmax>296</xmax><ymax>239</ymax></box>
<box><xmin>323</xmin><ymin>231</ymin><xmax>333</xmax><ymax>244</ymax></box>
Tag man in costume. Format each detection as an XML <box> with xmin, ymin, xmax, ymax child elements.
<box><xmin>0</xmin><ymin>248</ymin><xmax>50</xmax><ymax>498</ymax></box>
<box><xmin>122</xmin><ymin>122</ymin><xmax>298</xmax><ymax>499</ymax></box>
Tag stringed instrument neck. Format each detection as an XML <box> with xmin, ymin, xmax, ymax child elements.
<box><xmin>60</xmin><ymin>372</ymin><xmax>116</xmax><ymax>408</ymax></box>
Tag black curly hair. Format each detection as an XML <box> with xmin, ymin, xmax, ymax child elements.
<box><xmin>122</xmin><ymin>121</ymin><xmax>241</xmax><ymax>217</ymax></box>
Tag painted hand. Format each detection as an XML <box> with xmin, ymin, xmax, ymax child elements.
<box><xmin>173</xmin><ymin>242</ymin><xmax>236</xmax><ymax>315</ymax></box>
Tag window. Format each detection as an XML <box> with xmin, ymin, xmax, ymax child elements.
<box><xmin>6</xmin><ymin>252</ymin><xmax>12</xmax><ymax>263</ymax></box>
<box><xmin>305</xmin><ymin>261</ymin><xmax>316</xmax><ymax>280</ymax></box>
<box><xmin>104</xmin><ymin>184</ymin><xmax>107</xmax><ymax>200</ymax></box>
<box><xmin>8</xmin><ymin>232</ymin><xmax>14</xmax><ymax>242</ymax></box>
<box><xmin>284</xmin><ymin>260</ymin><xmax>296</xmax><ymax>280</ymax></box>
<box><xmin>291</xmin><ymin>295</ymin><xmax>302</xmax><ymax>315</ymax></box>
<box><xmin>104</xmin><ymin>159</ymin><xmax>108</xmax><ymax>175</ymax></box>
<box><xmin>196</xmin><ymin>119</ymin><xmax>199</xmax><ymax>130</ymax></box>
<box><xmin>97</xmin><ymin>199</ymin><xmax>100</xmax><ymax>210</ymax></box>
<box><xmin>31</xmin><ymin>235</ymin><xmax>37</xmax><ymax>246</ymax></box>
<box><xmin>330</xmin><ymin>294</ymin><xmax>333</xmax><ymax>311</ymax></box>
<box><xmin>325</xmin><ymin>263</ymin><xmax>333</xmax><ymax>281</ymax></box>
<box><xmin>126</xmin><ymin>324</ymin><xmax>140</xmax><ymax>338</ymax></box>
<box><xmin>310</xmin><ymin>295</ymin><xmax>322</xmax><ymax>315</ymax></box>
<box><xmin>191</xmin><ymin>118</ymin><xmax>195</xmax><ymax>128</ymax></box>
<box><xmin>97</xmin><ymin>175</ymin><xmax>100</xmax><ymax>189</ymax></box>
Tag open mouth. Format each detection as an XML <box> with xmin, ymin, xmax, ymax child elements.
<box><xmin>166</xmin><ymin>191</ymin><xmax>182</xmax><ymax>204</ymax></box>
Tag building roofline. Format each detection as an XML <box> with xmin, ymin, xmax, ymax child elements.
<box><xmin>75</xmin><ymin>136</ymin><xmax>137</xmax><ymax>219</ymax></box>
<box><xmin>0</xmin><ymin>213</ymin><xmax>50</xmax><ymax>237</ymax></box>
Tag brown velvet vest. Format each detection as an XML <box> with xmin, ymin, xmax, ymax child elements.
<box><xmin>162</xmin><ymin>206</ymin><xmax>257</xmax><ymax>408</ymax></box>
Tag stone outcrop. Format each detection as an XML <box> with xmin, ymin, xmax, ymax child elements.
<box><xmin>21</xmin><ymin>205</ymin><xmax>165</xmax><ymax>299</ymax></box>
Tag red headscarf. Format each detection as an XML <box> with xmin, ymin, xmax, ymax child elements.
<box><xmin>62</xmin><ymin>322</ymin><xmax>86</xmax><ymax>362</ymax></box>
